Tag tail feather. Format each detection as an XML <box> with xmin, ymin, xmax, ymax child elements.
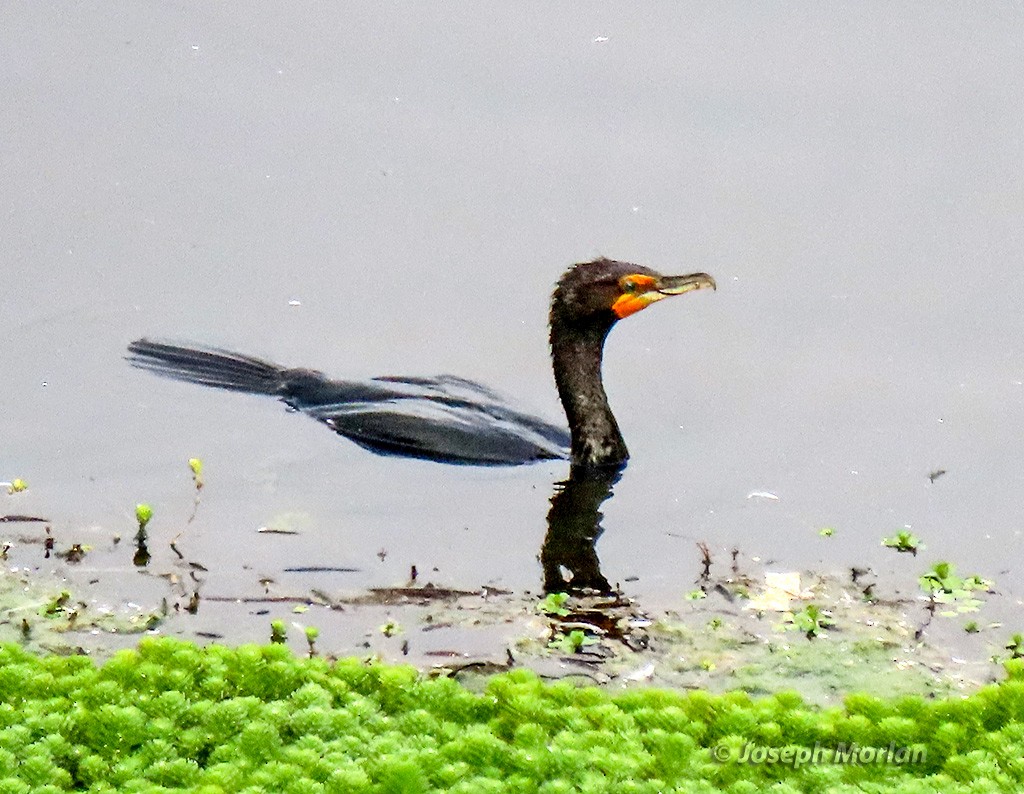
<box><xmin>126</xmin><ymin>339</ymin><xmax>287</xmax><ymax>395</ymax></box>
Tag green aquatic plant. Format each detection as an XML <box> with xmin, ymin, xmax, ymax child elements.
<box><xmin>549</xmin><ymin>629</ymin><xmax>597</xmax><ymax>654</ymax></box>
<box><xmin>5</xmin><ymin>478</ymin><xmax>28</xmax><ymax>494</ymax></box>
<box><xmin>269</xmin><ymin>620</ymin><xmax>287</xmax><ymax>644</ymax></box>
<box><xmin>182</xmin><ymin>456</ymin><xmax>205</xmax><ymax>528</ymax></box>
<box><xmin>41</xmin><ymin>591</ymin><xmax>71</xmax><ymax>618</ymax></box>
<box><xmin>819</xmin><ymin>526</ymin><xmax>835</xmax><ymax>538</ymax></box>
<box><xmin>304</xmin><ymin>626</ymin><xmax>319</xmax><ymax>657</ymax></box>
<box><xmin>919</xmin><ymin>562</ymin><xmax>993</xmax><ymax>616</ymax></box>
<box><xmin>785</xmin><ymin>605</ymin><xmax>834</xmax><ymax>639</ymax></box>
<box><xmin>188</xmin><ymin>457</ymin><xmax>204</xmax><ymax>489</ymax></box>
<box><xmin>135</xmin><ymin>503</ymin><xmax>153</xmax><ymax>531</ymax></box>
<box><xmin>132</xmin><ymin>503</ymin><xmax>154</xmax><ymax>567</ymax></box>
<box><xmin>537</xmin><ymin>592</ymin><xmax>571</xmax><ymax>616</ymax></box>
<box><xmin>882</xmin><ymin>529</ymin><xmax>923</xmax><ymax>554</ymax></box>
<box><xmin>0</xmin><ymin>639</ymin><xmax>1018</xmax><ymax>790</ymax></box>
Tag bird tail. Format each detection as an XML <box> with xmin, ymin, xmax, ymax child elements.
<box><xmin>126</xmin><ymin>339</ymin><xmax>288</xmax><ymax>395</ymax></box>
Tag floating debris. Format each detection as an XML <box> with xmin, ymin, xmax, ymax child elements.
<box><xmin>746</xmin><ymin>491</ymin><xmax>779</xmax><ymax>501</ymax></box>
<box><xmin>623</xmin><ymin>662</ymin><xmax>656</xmax><ymax>682</ymax></box>
<box><xmin>744</xmin><ymin>572</ymin><xmax>811</xmax><ymax>612</ymax></box>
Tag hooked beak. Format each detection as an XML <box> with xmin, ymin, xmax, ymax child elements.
<box><xmin>655</xmin><ymin>272</ymin><xmax>717</xmax><ymax>295</ymax></box>
<box><xmin>612</xmin><ymin>272</ymin><xmax>716</xmax><ymax>319</ymax></box>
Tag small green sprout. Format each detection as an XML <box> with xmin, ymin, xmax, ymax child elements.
<box><xmin>42</xmin><ymin>591</ymin><xmax>71</xmax><ymax>617</ymax></box>
<box><xmin>707</xmin><ymin>617</ymin><xmax>724</xmax><ymax>631</ymax></box>
<box><xmin>188</xmin><ymin>458</ymin><xmax>204</xmax><ymax>489</ymax></box>
<box><xmin>684</xmin><ymin>589</ymin><xmax>707</xmax><ymax>601</ymax></box>
<box><xmin>819</xmin><ymin>527</ymin><xmax>835</xmax><ymax>538</ymax></box>
<box><xmin>270</xmin><ymin>619</ymin><xmax>288</xmax><ymax>644</ymax></box>
<box><xmin>537</xmin><ymin>592</ymin><xmax>571</xmax><ymax>616</ymax></box>
<box><xmin>380</xmin><ymin>620</ymin><xmax>402</xmax><ymax>638</ymax></box>
<box><xmin>786</xmin><ymin>604</ymin><xmax>834</xmax><ymax>639</ymax></box>
<box><xmin>1006</xmin><ymin>634</ymin><xmax>1024</xmax><ymax>660</ymax></box>
<box><xmin>700</xmin><ymin>659</ymin><xmax>716</xmax><ymax>672</ymax></box>
<box><xmin>549</xmin><ymin>629</ymin><xmax>598</xmax><ymax>654</ymax></box>
<box><xmin>135</xmin><ymin>504</ymin><xmax>153</xmax><ymax>531</ymax></box>
<box><xmin>964</xmin><ymin>621</ymin><xmax>979</xmax><ymax>634</ymax></box>
<box><xmin>7</xmin><ymin>478</ymin><xmax>28</xmax><ymax>494</ymax></box>
<box><xmin>882</xmin><ymin>529</ymin><xmax>923</xmax><ymax>555</ymax></box>
<box><xmin>292</xmin><ymin>604</ymin><xmax>308</xmax><ymax>614</ymax></box>
<box><xmin>305</xmin><ymin>626</ymin><xmax>319</xmax><ymax>657</ymax></box>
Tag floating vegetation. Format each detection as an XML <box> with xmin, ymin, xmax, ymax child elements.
<box><xmin>0</xmin><ymin>638</ymin><xmax>1020</xmax><ymax>791</ymax></box>
<box><xmin>882</xmin><ymin>530</ymin><xmax>923</xmax><ymax>555</ymax></box>
<box><xmin>188</xmin><ymin>457</ymin><xmax>204</xmax><ymax>489</ymax></box>
<box><xmin>784</xmin><ymin>604</ymin><xmax>835</xmax><ymax>639</ymax></box>
<box><xmin>132</xmin><ymin>503</ymin><xmax>152</xmax><ymax>568</ymax></box>
<box><xmin>41</xmin><ymin>591</ymin><xmax>72</xmax><ymax>619</ymax></box>
<box><xmin>537</xmin><ymin>592</ymin><xmax>571</xmax><ymax>616</ymax></box>
<box><xmin>3</xmin><ymin>478</ymin><xmax>28</xmax><ymax>495</ymax></box>
<box><xmin>919</xmin><ymin>562</ymin><xmax>993</xmax><ymax>616</ymax></box>
<box><xmin>549</xmin><ymin>628</ymin><xmax>598</xmax><ymax>654</ymax></box>
<box><xmin>304</xmin><ymin>626</ymin><xmax>319</xmax><ymax>657</ymax></box>
<box><xmin>183</xmin><ymin>457</ymin><xmax>204</xmax><ymax>528</ymax></box>
<box><xmin>134</xmin><ymin>503</ymin><xmax>153</xmax><ymax>532</ymax></box>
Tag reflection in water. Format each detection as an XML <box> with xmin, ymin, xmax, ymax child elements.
<box><xmin>541</xmin><ymin>465</ymin><xmax>623</xmax><ymax>594</ymax></box>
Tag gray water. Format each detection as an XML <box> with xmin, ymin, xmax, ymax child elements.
<box><xmin>3</xmin><ymin>5</ymin><xmax>1023</xmax><ymax>636</ymax></box>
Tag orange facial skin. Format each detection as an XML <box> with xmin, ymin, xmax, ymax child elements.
<box><xmin>611</xmin><ymin>274</ymin><xmax>660</xmax><ymax>319</ymax></box>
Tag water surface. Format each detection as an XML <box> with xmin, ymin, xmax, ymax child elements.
<box><xmin>3</xmin><ymin>5</ymin><xmax>1023</xmax><ymax>648</ymax></box>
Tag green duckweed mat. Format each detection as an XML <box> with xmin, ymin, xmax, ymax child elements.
<box><xmin>0</xmin><ymin>638</ymin><xmax>1022</xmax><ymax>793</ymax></box>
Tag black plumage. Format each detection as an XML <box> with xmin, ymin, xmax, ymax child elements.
<box><xmin>127</xmin><ymin>258</ymin><xmax>714</xmax><ymax>467</ymax></box>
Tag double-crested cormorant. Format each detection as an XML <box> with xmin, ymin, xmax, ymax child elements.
<box><xmin>127</xmin><ymin>258</ymin><xmax>714</xmax><ymax>468</ymax></box>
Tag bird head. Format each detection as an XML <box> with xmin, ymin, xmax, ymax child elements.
<box><xmin>552</xmin><ymin>258</ymin><xmax>716</xmax><ymax>328</ymax></box>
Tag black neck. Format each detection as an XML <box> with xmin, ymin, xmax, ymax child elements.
<box><xmin>549</xmin><ymin>312</ymin><xmax>628</xmax><ymax>468</ymax></box>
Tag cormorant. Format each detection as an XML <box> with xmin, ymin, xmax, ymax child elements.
<box><xmin>127</xmin><ymin>258</ymin><xmax>714</xmax><ymax>468</ymax></box>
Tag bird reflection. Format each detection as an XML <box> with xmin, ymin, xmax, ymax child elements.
<box><xmin>540</xmin><ymin>464</ymin><xmax>623</xmax><ymax>594</ymax></box>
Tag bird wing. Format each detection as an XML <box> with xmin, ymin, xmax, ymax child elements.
<box><xmin>366</xmin><ymin>375</ymin><xmax>570</xmax><ymax>445</ymax></box>
<box><xmin>304</xmin><ymin>396</ymin><xmax>570</xmax><ymax>465</ymax></box>
<box><xmin>372</xmin><ymin>374</ymin><xmax>508</xmax><ymax>403</ymax></box>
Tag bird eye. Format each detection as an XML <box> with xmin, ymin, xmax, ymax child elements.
<box><xmin>622</xmin><ymin>279</ymin><xmax>637</xmax><ymax>293</ymax></box>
